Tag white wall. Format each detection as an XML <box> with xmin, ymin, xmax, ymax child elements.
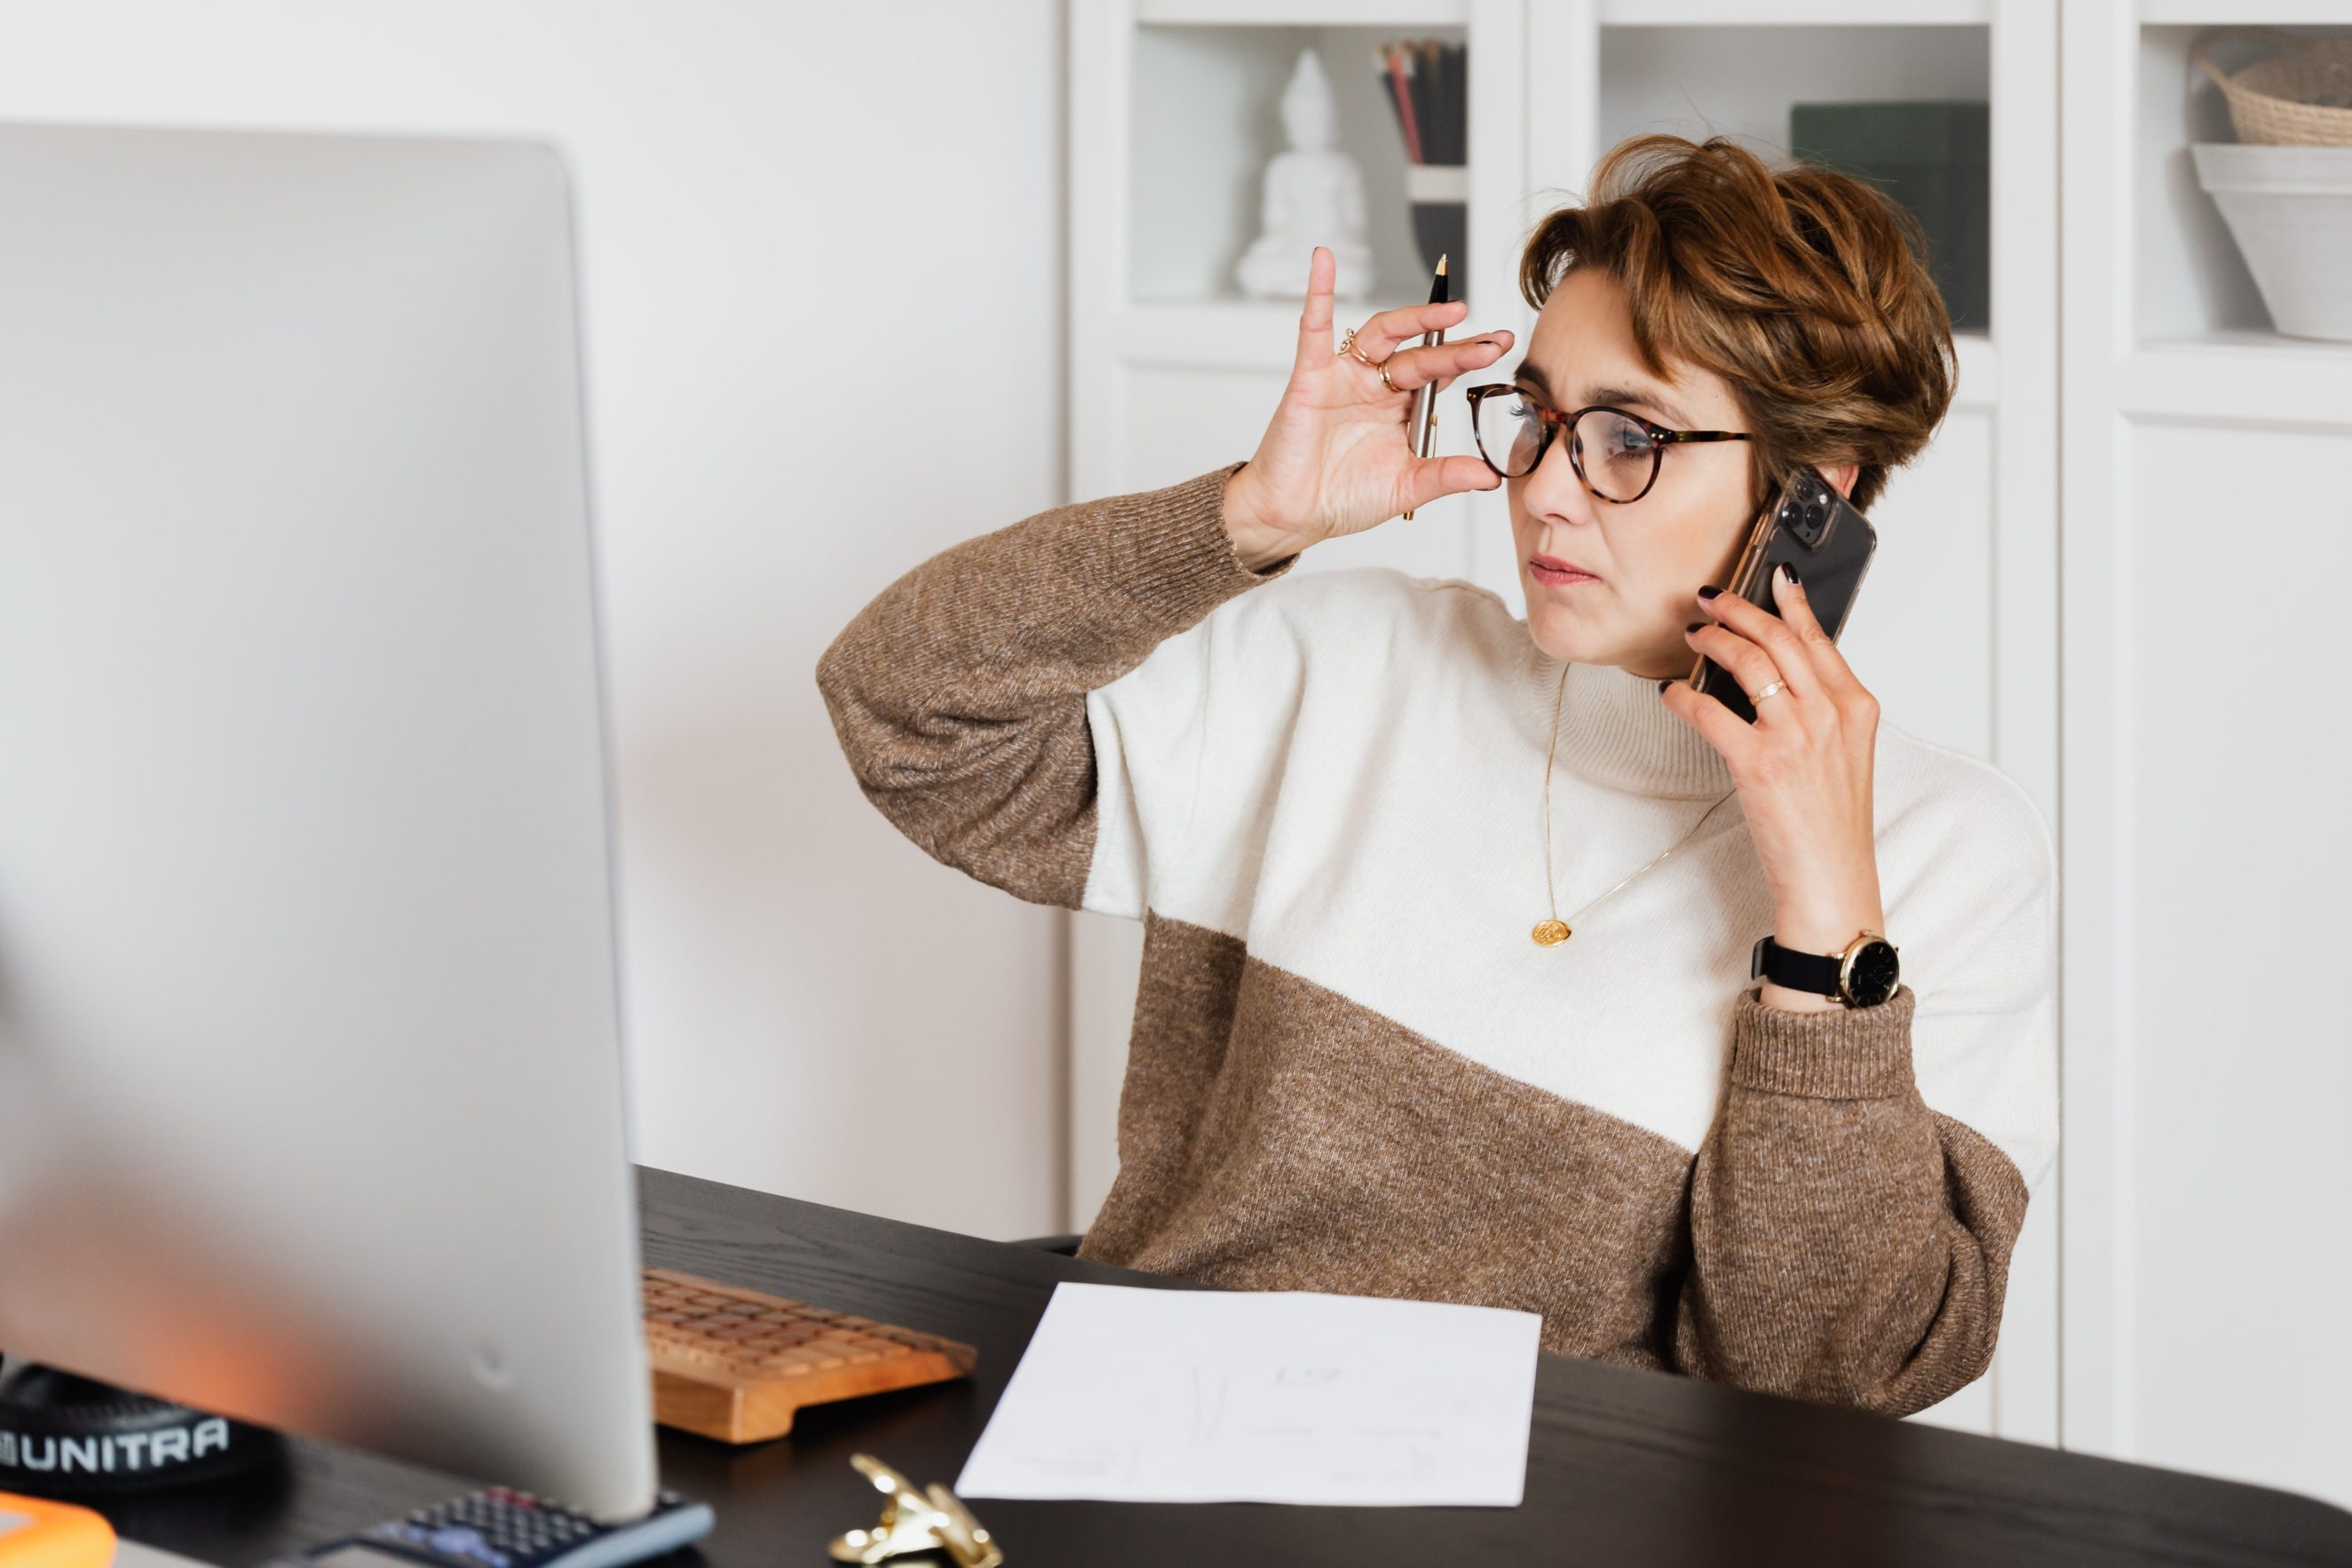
<box><xmin>0</xmin><ymin>0</ymin><xmax>1073</xmax><ymax>1239</ymax></box>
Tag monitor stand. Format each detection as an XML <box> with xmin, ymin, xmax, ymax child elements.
<box><xmin>0</xmin><ymin>1359</ymin><xmax>281</xmax><ymax>1493</ymax></box>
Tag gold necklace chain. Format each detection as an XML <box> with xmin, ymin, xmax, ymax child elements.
<box><xmin>1532</xmin><ymin>661</ymin><xmax>1739</xmax><ymax>947</ymax></box>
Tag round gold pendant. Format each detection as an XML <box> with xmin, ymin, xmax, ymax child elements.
<box><xmin>1531</xmin><ymin>919</ymin><xmax>1572</xmax><ymax>946</ymax></box>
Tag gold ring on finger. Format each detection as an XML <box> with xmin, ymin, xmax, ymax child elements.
<box><xmin>1749</xmin><ymin>678</ymin><xmax>1787</xmax><ymax>704</ymax></box>
<box><xmin>1342</xmin><ymin>325</ymin><xmax>1381</xmax><ymax>368</ymax></box>
<box><xmin>1378</xmin><ymin>357</ymin><xmax>1402</xmax><ymax>394</ymax></box>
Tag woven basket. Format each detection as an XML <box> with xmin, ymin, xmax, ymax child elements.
<box><xmin>2196</xmin><ymin>29</ymin><xmax>2352</xmax><ymax>147</ymax></box>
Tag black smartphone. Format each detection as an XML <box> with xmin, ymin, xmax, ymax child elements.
<box><xmin>1690</xmin><ymin>465</ymin><xmax>1877</xmax><ymax>724</ymax></box>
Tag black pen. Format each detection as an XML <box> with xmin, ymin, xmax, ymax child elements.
<box><xmin>1402</xmin><ymin>254</ymin><xmax>1447</xmax><ymax>521</ymax></box>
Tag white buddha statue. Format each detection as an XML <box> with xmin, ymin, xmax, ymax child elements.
<box><xmin>1236</xmin><ymin>48</ymin><xmax>1374</xmax><ymax>301</ymax></box>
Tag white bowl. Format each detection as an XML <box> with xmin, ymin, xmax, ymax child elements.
<box><xmin>2192</xmin><ymin>142</ymin><xmax>2352</xmax><ymax>343</ymax></box>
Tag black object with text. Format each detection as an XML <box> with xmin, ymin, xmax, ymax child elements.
<box><xmin>1690</xmin><ymin>465</ymin><xmax>1877</xmax><ymax>724</ymax></box>
<box><xmin>264</xmin><ymin>1486</ymin><xmax>714</xmax><ymax>1568</ymax></box>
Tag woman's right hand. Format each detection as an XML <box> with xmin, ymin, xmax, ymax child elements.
<box><xmin>1222</xmin><ymin>245</ymin><xmax>1517</xmax><ymax>570</ymax></box>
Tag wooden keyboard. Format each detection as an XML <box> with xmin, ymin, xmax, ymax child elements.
<box><xmin>641</xmin><ymin>1265</ymin><xmax>978</xmax><ymax>1444</ymax></box>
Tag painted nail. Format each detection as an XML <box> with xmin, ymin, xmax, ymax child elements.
<box><xmin>1658</xmin><ymin>678</ymin><xmax>1674</xmax><ymax>692</ymax></box>
<box><xmin>1684</xmin><ymin>622</ymin><xmax>1706</xmax><ymax>634</ymax></box>
<box><xmin>1697</xmin><ymin>585</ymin><xmax>1722</xmax><ymax>600</ymax></box>
<box><xmin>1778</xmin><ymin>562</ymin><xmax>1802</xmax><ymax>586</ymax></box>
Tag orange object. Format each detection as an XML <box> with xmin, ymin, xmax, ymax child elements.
<box><xmin>643</xmin><ymin>1266</ymin><xmax>976</xmax><ymax>1444</ymax></box>
<box><xmin>0</xmin><ymin>1493</ymin><xmax>114</xmax><ymax>1568</ymax></box>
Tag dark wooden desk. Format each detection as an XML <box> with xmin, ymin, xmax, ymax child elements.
<box><xmin>89</xmin><ymin>1167</ymin><xmax>2352</xmax><ymax>1568</ymax></box>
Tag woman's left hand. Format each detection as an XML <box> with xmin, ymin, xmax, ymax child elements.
<box><xmin>1661</xmin><ymin>563</ymin><xmax>1886</xmax><ymax>1010</ymax></box>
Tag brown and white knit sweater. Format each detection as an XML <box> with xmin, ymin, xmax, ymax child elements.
<box><xmin>815</xmin><ymin>459</ymin><xmax>2059</xmax><ymax>1418</ymax></box>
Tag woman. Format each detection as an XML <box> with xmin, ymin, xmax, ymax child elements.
<box><xmin>815</xmin><ymin>134</ymin><xmax>2056</xmax><ymax>1418</ymax></box>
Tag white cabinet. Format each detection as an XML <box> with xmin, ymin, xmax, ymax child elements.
<box><xmin>1065</xmin><ymin>0</ymin><xmax>2351</xmax><ymax>1499</ymax></box>
<box><xmin>2060</xmin><ymin>0</ymin><xmax>2352</xmax><ymax>1510</ymax></box>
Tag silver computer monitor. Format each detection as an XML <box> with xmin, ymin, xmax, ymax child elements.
<box><xmin>0</xmin><ymin>120</ymin><xmax>657</xmax><ymax>1521</ymax></box>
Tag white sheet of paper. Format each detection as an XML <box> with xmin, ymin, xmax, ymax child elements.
<box><xmin>954</xmin><ymin>1280</ymin><xmax>1541</xmax><ymax>1507</ymax></box>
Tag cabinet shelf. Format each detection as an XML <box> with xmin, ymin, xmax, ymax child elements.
<box><xmin>1596</xmin><ymin>21</ymin><xmax>1992</xmax><ymax>161</ymax></box>
<box><xmin>2118</xmin><ymin>332</ymin><xmax>2352</xmax><ymax>425</ymax></box>
<box><xmin>1115</xmin><ymin>298</ymin><xmax>1482</xmax><ymax>371</ymax></box>
<box><xmin>2137</xmin><ymin>0</ymin><xmax>2349</xmax><ymax>22</ymax></box>
<box><xmin>1597</xmin><ymin>0</ymin><xmax>1990</xmax><ymax>23</ymax></box>
<box><xmin>1113</xmin><ymin>305</ymin><xmax>2002</xmax><ymax>411</ymax></box>
<box><xmin>1138</xmin><ymin>0</ymin><xmax>1464</xmax><ymax>23</ymax></box>
<box><xmin>1951</xmin><ymin>331</ymin><xmax>1997</xmax><ymax>409</ymax></box>
<box><xmin>1130</xmin><ymin>20</ymin><xmax>1466</xmax><ymax>307</ymax></box>
<box><xmin>2134</xmin><ymin>23</ymin><xmax>2352</xmax><ymax>352</ymax></box>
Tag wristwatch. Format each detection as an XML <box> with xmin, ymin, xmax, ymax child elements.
<box><xmin>1750</xmin><ymin>929</ymin><xmax>1902</xmax><ymax>1008</ymax></box>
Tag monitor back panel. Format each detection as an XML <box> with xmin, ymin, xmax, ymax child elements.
<box><xmin>0</xmin><ymin>121</ymin><xmax>655</xmax><ymax>1520</ymax></box>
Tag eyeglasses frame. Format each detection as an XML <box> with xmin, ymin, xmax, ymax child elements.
<box><xmin>1461</xmin><ymin>381</ymin><xmax>1754</xmax><ymax>504</ymax></box>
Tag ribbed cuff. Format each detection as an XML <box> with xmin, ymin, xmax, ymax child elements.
<box><xmin>1108</xmin><ymin>458</ymin><xmax>1298</xmax><ymax>622</ymax></box>
<box><xmin>1728</xmin><ymin>982</ymin><xmax>1916</xmax><ymax>1100</ymax></box>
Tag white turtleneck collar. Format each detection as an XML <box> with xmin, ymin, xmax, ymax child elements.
<box><xmin>1524</xmin><ymin>650</ymin><xmax>1736</xmax><ymax>801</ymax></box>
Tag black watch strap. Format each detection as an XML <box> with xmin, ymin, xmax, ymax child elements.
<box><xmin>1750</xmin><ymin>934</ymin><xmax>1844</xmax><ymax>996</ymax></box>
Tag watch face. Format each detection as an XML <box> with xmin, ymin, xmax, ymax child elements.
<box><xmin>1844</xmin><ymin>939</ymin><xmax>1901</xmax><ymax>1006</ymax></box>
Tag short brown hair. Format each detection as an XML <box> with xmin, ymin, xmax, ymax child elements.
<box><xmin>1517</xmin><ymin>133</ymin><xmax>1956</xmax><ymax>515</ymax></box>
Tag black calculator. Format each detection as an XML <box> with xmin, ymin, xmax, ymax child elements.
<box><xmin>285</xmin><ymin>1485</ymin><xmax>712</xmax><ymax>1568</ymax></box>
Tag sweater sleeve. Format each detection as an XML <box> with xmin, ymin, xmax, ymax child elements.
<box><xmin>813</xmin><ymin>458</ymin><xmax>1295</xmax><ymax>911</ymax></box>
<box><xmin>1667</xmin><ymin>825</ymin><xmax>2058</xmax><ymax>1416</ymax></box>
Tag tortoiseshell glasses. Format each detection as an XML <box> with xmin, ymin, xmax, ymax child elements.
<box><xmin>1462</xmin><ymin>383</ymin><xmax>1754</xmax><ymax>503</ymax></box>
